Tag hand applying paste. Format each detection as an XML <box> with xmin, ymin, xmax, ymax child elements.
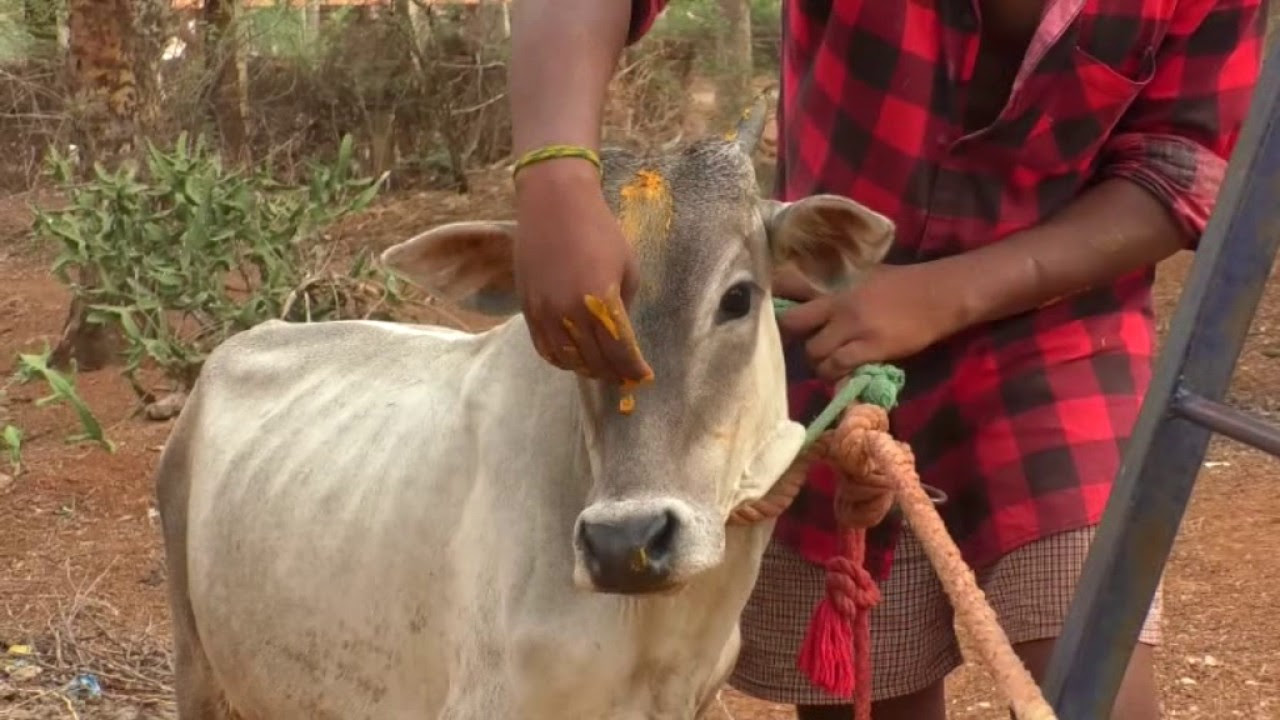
<box><xmin>581</xmin><ymin>284</ymin><xmax>653</xmax><ymax>414</ymax></box>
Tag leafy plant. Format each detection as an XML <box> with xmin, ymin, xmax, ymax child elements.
<box><xmin>1</xmin><ymin>423</ymin><xmax>21</xmax><ymax>475</ymax></box>
<box><xmin>11</xmin><ymin>346</ymin><xmax>112</xmax><ymax>452</ymax></box>
<box><xmin>34</xmin><ymin>132</ymin><xmax>405</xmax><ymax>398</ymax></box>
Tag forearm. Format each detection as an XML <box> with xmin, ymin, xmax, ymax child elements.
<box><xmin>941</xmin><ymin>178</ymin><xmax>1188</xmax><ymax>330</ymax></box>
<box><xmin>509</xmin><ymin>0</ymin><xmax>632</xmax><ymax>158</ymax></box>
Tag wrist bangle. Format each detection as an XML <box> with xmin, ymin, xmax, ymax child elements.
<box><xmin>512</xmin><ymin>144</ymin><xmax>602</xmax><ymax>179</ymax></box>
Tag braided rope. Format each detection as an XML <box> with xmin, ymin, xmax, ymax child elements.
<box><xmin>726</xmin><ymin>300</ymin><xmax>1060</xmax><ymax>720</ymax></box>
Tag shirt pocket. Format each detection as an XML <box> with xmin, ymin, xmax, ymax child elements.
<box><xmin>991</xmin><ymin>43</ymin><xmax>1156</xmax><ymax>177</ymax></box>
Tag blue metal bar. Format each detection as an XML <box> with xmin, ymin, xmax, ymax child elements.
<box><xmin>1042</xmin><ymin>34</ymin><xmax>1280</xmax><ymax>720</ymax></box>
<box><xmin>1173</xmin><ymin>391</ymin><xmax>1280</xmax><ymax>459</ymax></box>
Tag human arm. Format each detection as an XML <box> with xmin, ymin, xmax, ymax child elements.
<box><xmin>507</xmin><ymin>0</ymin><xmax>668</xmax><ymax>383</ymax></box>
<box><xmin>947</xmin><ymin>0</ymin><xmax>1265</xmax><ymax>327</ymax></box>
<box><xmin>783</xmin><ymin>0</ymin><xmax>1265</xmax><ymax>380</ymax></box>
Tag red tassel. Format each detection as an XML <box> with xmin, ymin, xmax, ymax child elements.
<box><xmin>797</xmin><ymin>530</ymin><xmax>881</xmax><ymax>720</ymax></box>
<box><xmin>797</xmin><ymin>592</ymin><xmax>857</xmax><ymax>697</ymax></box>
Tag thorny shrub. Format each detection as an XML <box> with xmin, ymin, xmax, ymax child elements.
<box><xmin>33</xmin><ymin>132</ymin><xmax>407</xmax><ymax>401</ymax></box>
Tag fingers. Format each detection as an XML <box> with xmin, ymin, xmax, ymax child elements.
<box><xmin>815</xmin><ymin>342</ymin><xmax>870</xmax><ymax>383</ymax></box>
<box><xmin>804</xmin><ymin>311</ymin><xmax>850</xmax><ymax>363</ymax></box>
<box><xmin>584</xmin><ymin>286</ymin><xmax>653</xmax><ymax>385</ymax></box>
<box><xmin>531</xmin><ymin>310</ymin><xmax>585</xmax><ymax>374</ymax></box>
<box><xmin>610</xmin><ymin>260</ymin><xmax>654</xmax><ymax>383</ymax></box>
<box><xmin>528</xmin><ymin>291</ymin><xmax>651</xmax><ymax>385</ymax></box>
<box><xmin>620</xmin><ymin>252</ymin><xmax>642</xmax><ymax>309</ymax></box>
<box><xmin>776</xmin><ymin>293</ymin><xmax>872</xmax><ymax>381</ymax></box>
<box><xmin>777</xmin><ymin>294</ymin><xmax>833</xmax><ymax>340</ymax></box>
<box><xmin>561</xmin><ymin>315</ymin><xmax>607</xmax><ymax>378</ymax></box>
<box><xmin>596</xmin><ymin>318</ymin><xmax>653</xmax><ymax>385</ymax></box>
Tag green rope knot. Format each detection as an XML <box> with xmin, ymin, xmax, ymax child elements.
<box><xmin>771</xmin><ymin>297</ymin><xmax>907</xmax><ymax>449</ymax></box>
<box><xmin>850</xmin><ymin>364</ymin><xmax>905</xmax><ymax>410</ymax></box>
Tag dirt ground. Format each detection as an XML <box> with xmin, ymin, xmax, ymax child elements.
<box><xmin>1</xmin><ymin>179</ymin><xmax>1278</xmax><ymax>720</ymax></box>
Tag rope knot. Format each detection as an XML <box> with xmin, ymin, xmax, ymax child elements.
<box><xmin>826</xmin><ymin>405</ymin><xmax>896</xmax><ymax>529</ymax></box>
<box><xmin>822</xmin><ymin>555</ymin><xmax>882</xmax><ymax>616</ymax></box>
<box><xmin>849</xmin><ymin>363</ymin><xmax>905</xmax><ymax>409</ymax></box>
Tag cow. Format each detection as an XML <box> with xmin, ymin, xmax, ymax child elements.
<box><xmin>155</xmin><ymin>104</ymin><xmax>895</xmax><ymax>720</ymax></box>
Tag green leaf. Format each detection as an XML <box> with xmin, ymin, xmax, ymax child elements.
<box><xmin>15</xmin><ymin>352</ymin><xmax>113</xmax><ymax>453</ymax></box>
<box><xmin>2</xmin><ymin>424</ymin><xmax>22</xmax><ymax>471</ymax></box>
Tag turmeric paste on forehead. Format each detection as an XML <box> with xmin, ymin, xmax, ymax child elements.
<box><xmin>617</xmin><ymin>169</ymin><xmax>674</xmax><ymax>249</ymax></box>
<box><xmin>553</xmin><ymin>169</ymin><xmax>673</xmax><ymax>415</ymax></box>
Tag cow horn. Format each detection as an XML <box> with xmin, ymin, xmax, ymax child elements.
<box><xmin>732</xmin><ymin>86</ymin><xmax>778</xmax><ymax>157</ymax></box>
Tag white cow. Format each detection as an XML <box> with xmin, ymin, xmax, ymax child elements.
<box><xmin>156</xmin><ymin>116</ymin><xmax>893</xmax><ymax>719</ymax></box>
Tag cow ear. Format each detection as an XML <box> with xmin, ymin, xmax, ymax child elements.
<box><xmin>760</xmin><ymin>195</ymin><xmax>894</xmax><ymax>292</ymax></box>
<box><xmin>380</xmin><ymin>221</ymin><xmax>521</xmax><ymax>316</ymax></box>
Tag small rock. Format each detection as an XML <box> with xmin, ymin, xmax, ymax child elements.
<box><xmin>139</xmin><ymin>565</ymin><xmax>165</xmax><ymax>587</ymax></box>
<box><xmin>5</xmin><ymin>661</ymin><xmax>41</xmax><ymax>682</ymax></box>
<box><xmin>1203</xmin><ymin>654</ymin><xmax>1221</xmax><ymax>667</ymax></box>
<box><xmin>65</xmin><ymin>672</ymin><xmax>102</xmax><ymax>701</ymax></box>
<box><xmin>1178</xmin><ymin>676</ymin><xmax>1197</xmax><ymax>686</ymax></box>
<box><xmin>145</xmin><ymin>392</ymin><xmax>188</xmax><ymax>421</ymax></box>
<box><xmin>0</xmin><ymin>473</ymin><xmax>12</xmax><ymax>492</ymax></box>
<box><xmin>0</xmin><ymin>679</ymin><xmax>15</xmax><ymax>700</ymax></box>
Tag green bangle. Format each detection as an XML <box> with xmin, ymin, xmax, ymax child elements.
<box><xmin>512</xmin><ymin>144</ymin><xmax>602</xmax><ymax>179</ymax></box>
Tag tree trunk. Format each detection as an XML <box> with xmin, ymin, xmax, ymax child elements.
<box><xmin>204</xmin><ymin>0</ymin><xmax>248</xmax><ymax>164</ymax></box>
<box><xmin>132</xmin><ymin>0</ymin><xmax>169</xmax><ymax>135</ymax></box>
<box><xmin>66</xmin><ymin>0</ymin><xmax>139</xmax><ymax>167</ymax></box>
<box><xmin>303</xmin><ymin>0</ymin><xmax>321</xmax><ymax>41</ymax></box>
<box><xmin>54</xmin><ymin>0</ymin><xmax>143</xmax><ymax>371</ymax></box>
<box><xmin>716</xmin><ymin>0</ymin><xmax>753</xmax><ymax>126</ymax></box>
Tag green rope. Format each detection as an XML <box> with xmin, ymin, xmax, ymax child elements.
<box><xmin>772</xmin><ymin>297</ymin><xmax>907</xmax><ymax>449</ymax></box>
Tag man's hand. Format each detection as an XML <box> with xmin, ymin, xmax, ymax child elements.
<box><xmin>513</xmin><ymin>161</ymin><xmax>654</xmax><ymax>385</ymax></box>
<box><xmin>778</xmin><ymin>263</ymin><xmax>965</xmax><ymax>381</ymax></box>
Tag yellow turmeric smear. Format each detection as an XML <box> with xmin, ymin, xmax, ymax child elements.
<box><xmin>582</xmin><ymin>286</ymin><xmax>655</xmax><ymax>415</ymax></box>
<box><xmin>722</xmin><ymin>104</ymin><xmax>755</xmax><ymax>141</ymax></box>
<box><xmin>617</xmin><ymin>370</ymin><xmax>656</xmax><ymax>416</ymax></box>
<box><xmin>618</xmin><ymin>395</ymin><xmax>637</xmax><ymax>415</ymax></box>
<box><xmin>618</xmin><ymin>377</ymin><xmax>643</xmax><ymax>416</ymax></box>
<box><xmin>617</xmin><ymin>169</ymin><xmax>674</xmax><ymax>249</ymax></box>
<box><xmin>583</xmin><ymin>294</ymin><xmax>621</xmax><ymax>340</ymax></box>
<box><xmin>629</xmin><ymin>546</ymin><xmax>649</xmax><ymax>572</ymax></box>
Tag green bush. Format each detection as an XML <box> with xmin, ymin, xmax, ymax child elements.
<box><xmin>34</xmin><ymin>133</ymin><xmax>406</xmax><ymax>398</ymax></box>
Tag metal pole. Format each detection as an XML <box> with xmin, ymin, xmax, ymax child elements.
<box><xmin>1042</xmin><ymin>34</ymin><xmax>1280</xmax><ymax>719</ymax></box>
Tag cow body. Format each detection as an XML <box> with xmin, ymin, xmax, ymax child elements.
<box><xmin>160</xmin><ymin>124</ymin><xmax>896</xmax><ymax>719</ymax></box>
<box><xmin>160</xmin><ymin>317</ymin><xmax>775</xmax><ymax>720</ymax></box>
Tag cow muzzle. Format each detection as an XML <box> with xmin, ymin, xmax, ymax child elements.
<box><xmin>573</xmin><ymin>499</ymin><xmax>715</xmax><ymax>594</ymax></box>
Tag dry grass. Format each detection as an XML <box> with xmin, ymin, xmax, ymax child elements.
<box><xmin>1</xmin><ymin>560</ymin><xmax>175</xmax><ymax>720</ymax></box>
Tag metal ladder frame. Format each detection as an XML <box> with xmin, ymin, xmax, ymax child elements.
<box><xmin>1041</xmin><ymin>25</ymin><xmax>1280</xmax><ymax>720</ymax></box>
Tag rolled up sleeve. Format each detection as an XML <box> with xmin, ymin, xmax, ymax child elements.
<box><xmin>628</xmin><ymin>0</ymin><xmax>670</xmax><ymax>45</ymax></box>
<box><xmin>1098</xmin><ymin>0</ymin><xmax>1265</xmax><ymax>246</ymax></box>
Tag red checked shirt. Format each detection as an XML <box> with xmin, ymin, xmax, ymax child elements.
<box><xmin>628</xmin><ymin>0</ymin><xmax>1263</xmax><ymax>578</ymax></box>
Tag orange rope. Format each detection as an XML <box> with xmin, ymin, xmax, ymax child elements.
<box><xmin>732</xmin><ymin>404</ymin><xmax>1059</xmax><ymax>720</ymax></box>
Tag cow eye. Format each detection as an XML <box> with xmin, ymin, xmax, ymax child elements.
<box><xmin>717</xmin><ymin>282</ymin><xmax>755</xmax><ymax>322</ymax></box>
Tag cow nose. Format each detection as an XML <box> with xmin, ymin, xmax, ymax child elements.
<box><xmin>578</xmin><ymin>510</ymin><xmax>679</xmax><ymax>594</ymax></box>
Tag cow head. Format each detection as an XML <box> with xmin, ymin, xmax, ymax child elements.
<box><xmin>381</xmin><ymin>98</ymin><xmax>893</xmax><ymax>595</ymax></box>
